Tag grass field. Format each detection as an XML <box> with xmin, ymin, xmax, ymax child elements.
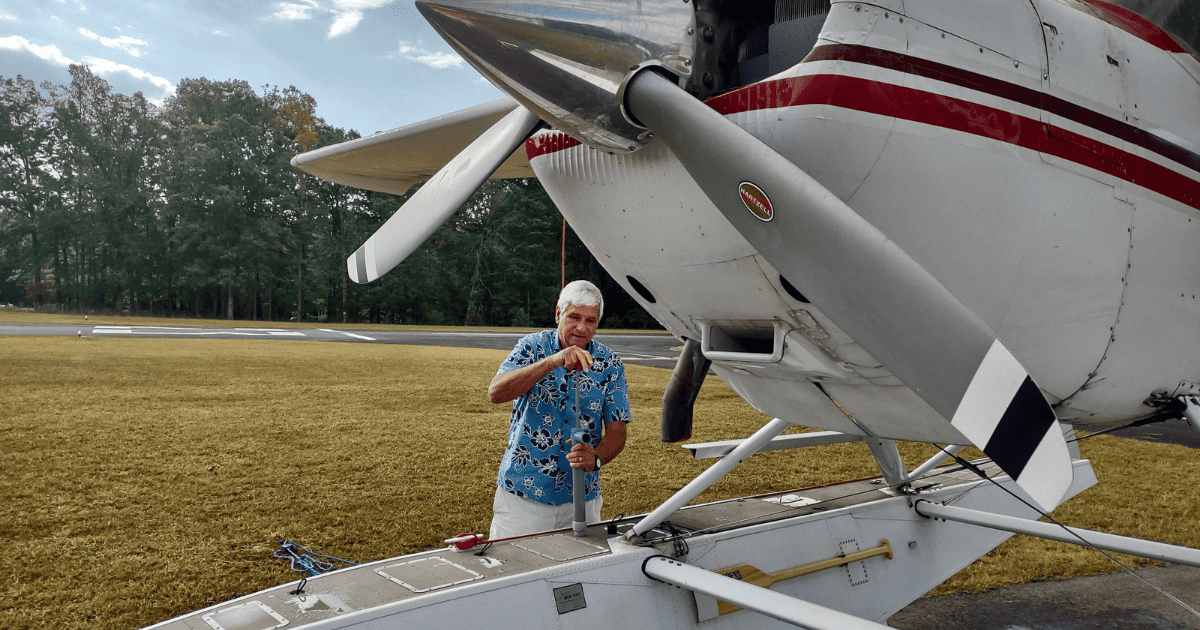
<box><xmin>3</xmin><ymin>316</ymin><xmax>1200</xmax><ymax>629</ymax></box>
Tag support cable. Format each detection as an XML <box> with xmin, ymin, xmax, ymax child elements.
<box><xmin>933</xmin><ymin>447</ymin><xmax>1200</xmax><ymax>621</ymax></box>
<box><xmin>1067</xmin><ymin>401</ymin><xmax>1186</xmax><ymax>444</ymax></box>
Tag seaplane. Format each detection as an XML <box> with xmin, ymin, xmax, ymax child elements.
<box><xmin>149</xmin><ymin>0</ymin><xmax>1200</xmax><ymax>628</ymax></box>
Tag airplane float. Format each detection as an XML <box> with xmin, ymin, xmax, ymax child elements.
<box><xmin>148</xmin><ymin>0</ymin><xmax>1200</xmax><ymax>628</ymax></box>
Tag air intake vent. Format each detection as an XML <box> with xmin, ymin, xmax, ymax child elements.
<box><xmin>700</xmin><ymin>321</ymin><xmax>786</xmax><ymax>363</ymax></box>
<box><xmin>776</xmin><ymin>0</ymin><xmax>831</xmax><ymax>23</ymax></box>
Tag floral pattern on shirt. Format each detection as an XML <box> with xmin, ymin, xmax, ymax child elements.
<box><xmin>495</xmin><ymin>329</ymin><xmax>631</xmax><ymax>505</ymax></box>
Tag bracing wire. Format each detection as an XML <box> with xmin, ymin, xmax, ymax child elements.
<box><xmin>934</xmin><ymin>446</ymin><xmax>1200</xmax><ymax>621</ymax></box>
<box><xmin>1068</xmin><ymin>404</ymin><xmax>1186</xmax><ymax>444</ymax></box>
<box><xmin>641</xmin><ymin>481</ymin><xmax>912</xmax><ymax>544</ymax></box>
<box><xmin>640</xmin><ymin>444</ymin><xmax>992</xmax><ymax>546</ymax></box>
<box><xmin>644</xmin><ymin>436</ymin><xmax>1200</xmax><ymax>621</ymax></box>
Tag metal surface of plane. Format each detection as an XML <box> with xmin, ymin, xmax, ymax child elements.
<box><xmin>150</xmin><ymin>0</ymin><xmax>1200</xmax><ymax>628</ymax></box>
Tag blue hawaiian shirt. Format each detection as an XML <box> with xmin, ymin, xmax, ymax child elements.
<box><xmin>495</xmin><ymin>330</ymin><xmax>631</xmax><ymax>506</ymax></box>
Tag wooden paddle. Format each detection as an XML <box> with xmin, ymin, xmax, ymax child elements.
<box><xmin>714</xmin><ymin>540</ymin><xmax>893</xmax><ymax>615</ymax></box>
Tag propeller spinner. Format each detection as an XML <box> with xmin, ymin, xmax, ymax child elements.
<box><xmin>416</xmin><ymin>0</ymin><xmax>695</xmax><ymax>153</ymax></box>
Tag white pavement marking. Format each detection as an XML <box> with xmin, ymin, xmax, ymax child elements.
<box><xmin>596</xmin><ymin>334</ymin><xmax>676</xmax><ymax>339</ymax></box>
<box><xmin>428</xmin><ymin>332</ymin><xmax>525</xmax><ymax>337</ymax></box>
<box><xmin>90</xmin><ymin>326</ymin><xmax>305</xmax><ymax>337</ymax></box>
<box><xmin>620</xmin><ymin>353</ymin><xmax>672</xmax><ymax>362</ymax></box>
<box><xmin>319</xmin><ymin>329</ymin><xmax>376</xmax><ymax>341</ymax></box>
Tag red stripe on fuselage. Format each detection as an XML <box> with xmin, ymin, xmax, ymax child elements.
<box><xmin>773</xmin><ymin>44</ymin><xmax>1200</xmax><ymax>176</ymax></box>
<box><xmin>527</xmin><ymin>44</ymin><xmax>1200</xmax><ymax>211</ymax></box>
<box><xmin>711</xmin><ymin>63</ymin><xmax>1200</xmax><ymax>210</ymax></box>
<box><xmin>1076</xmin><ymin>0</ymin><xmax>1186</xmax><ymax>54</ymax></box>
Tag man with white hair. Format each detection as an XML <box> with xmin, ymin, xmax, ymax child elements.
<box><xmin>487</xmin><ymin>280</ymin><xmax>631</xmax><ymax>538</ymax></box>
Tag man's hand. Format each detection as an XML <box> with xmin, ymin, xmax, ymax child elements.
<box><xmin>489</xmin><ymin>346</ymin><xmax>594</xmax><ymax>404</ymax></box>
<box><xmin>557</xmin><ymin>345</ymin><xmax>593</xmax><ymax>372</ymax></box>
<box><xmin>566</xmin><ymin>439</ymin><xmax>598</xmax><ymax>471</ymax></box>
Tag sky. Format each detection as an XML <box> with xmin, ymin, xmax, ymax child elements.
<box><xmin>0</xmin><ymin>0</ymin><xmax>506</xmax><ymax>137</ymax></box>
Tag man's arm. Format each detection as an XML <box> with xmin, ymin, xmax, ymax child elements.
<box><xmin>596</xmin><ymin>420</ymin><xmax>627</xmax><ymax>466</ymax></box>
<box><xmin>568</xmin><ymin>359</ymin><xmax>631</xmax><ymax>471</ymax></box>
<box><xmin>488</xmin><ymin>345</ymin><xmax>593</xmax><ymax>404</ymax></box>
<box><xmin>567</xmin><ymin>420</ymin><xmax>627</xmax><ymax>471</ymax></box>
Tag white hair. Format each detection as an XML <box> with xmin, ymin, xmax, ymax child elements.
<box><xmin>557</xmin><ymin>280</ymin><xmax>604</xmax><ymax>320</ymax></box>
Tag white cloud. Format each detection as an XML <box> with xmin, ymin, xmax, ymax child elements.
<box><xmin>270</xmin><ymin>0</ymin><xmax>392</xmax><ymax>37</ymax></box>
<box><xmin>0</xmin><ymin>35</ymin><xmax>77</xmax><ymax>66</ymax></box>
<box><xmin>81</xmin><ymin>56</ymin><xmax>176</xmax><ymax>98</ymax></box>
<box><xmin>49</xmin><ymin>15</ymin><xmax>74</xmax><ymax>36</ymax></box>
<box><xmin>78</xmin><ymin>27</ymin><xmax>148</xmax><ymax>57</ymax></box>
<box><xmin>328</xmin><ymin>10</ymin><xmax>363</xmax><ymax>38</ymax></box>
<box><xmin>398</xmin><ymin>41</ymin><xmax>463</xmax><ymax>69</ymax></box>
<box><xmin>0</xmin><ymin>12</ymin><xmax>17</xmax><ymax>20</ymax></box>
<box><xmin>331</xmin><ymin>0</ymin><xmax>394</xmax><ymax>12</ymax></box>
<box><xmin>273</xmin><ymin>1</ymin><xmax>318</xmax><ymax>21</ymax></box>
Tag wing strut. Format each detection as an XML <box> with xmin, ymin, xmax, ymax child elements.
<box><xmin>914</xmin><ymin>501</ymin><xmax>1200</xmax><ymax>568</ymax></box>
<box><xmin>625</xmin><ymin>418</ymin><xmax>791</xmax><ymax>540</ymax></box>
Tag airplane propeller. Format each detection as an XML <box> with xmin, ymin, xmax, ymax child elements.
<box><xmin>345</xmin><ymin>105</ymin><xmax>541</xmax><ymax>284</ymax></box>
<box><xmin>351</xmin><ymin>0</ymin><xmax>1072</xmax><ymax>512</ymax></box>
<box><xmin>621</xmin><ymin>69</ymin><xmax>1071</xmax><ymax>512</ymax></box>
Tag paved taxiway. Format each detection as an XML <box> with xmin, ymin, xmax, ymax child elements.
<box><xmin>891</xmin><ymin>564</ymin><xmax>1200</xmax><ymax>630</ymax></box>
<box><xmin>0</xmin><ymin>323</ymin><xmax>684</xmax><ymax>369</ymax></box>
<box><xmin>7</xmin><ymin>321</ymin><xmax>1200</xmax><ymax>628</ymax></box>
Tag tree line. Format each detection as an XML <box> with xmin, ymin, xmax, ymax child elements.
<box><xmin>0</xmin><ymin>66</ymin><xmax>658</xmax><ymax>329</ymax></box>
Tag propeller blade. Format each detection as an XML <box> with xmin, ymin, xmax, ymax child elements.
<box><xmin>346</xmin><ymin>105</ymin><xmax>541</xmax><ymax>283</ymax></box>
<box><xmin>624</xmin><ymin>70</ymin><xmax>1071</xmax><ymax>512</ymax></box>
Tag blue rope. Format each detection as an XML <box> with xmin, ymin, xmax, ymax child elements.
<box><xmin>273</xmin><ymin>539</ymin><xmax>357</xmax><ymax>577</ymax></box>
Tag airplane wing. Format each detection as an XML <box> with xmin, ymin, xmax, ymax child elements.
<box><xmin>290</xmin><ymin>97</ymin><xmax>535</xmax><ymax>196</ymax></box>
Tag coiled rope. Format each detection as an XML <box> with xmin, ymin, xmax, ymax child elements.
<box><xmin>273</xmin><ymin>539</ymin><xmax>358</xmax><ymax>577</ymax></box>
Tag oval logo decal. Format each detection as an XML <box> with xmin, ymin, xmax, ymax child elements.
<box><xmin>739</xmin><ymin>182</ymin><xmax>774</xmax><ymax>222</ymax></box>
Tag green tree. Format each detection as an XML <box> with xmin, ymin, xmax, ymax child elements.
<box><xmin>0</xmin><ymin>67</ymin><xmax>658</xmax><ymax>327</ymax></box>
<box><xmin>56</xmin><ymin>65</ymin><xmax>164</xmax><ymax>314</ymax></box>
<box><xmin>0</xmin><ymin>75</ymin><xmax>63</xmax><ymax>307</ymax></box>
<box><xmin>267</xmin><ymin>85</ymin><xmax>342</xmax><ymax>323</ymax></box>
<box><xmin>163</xmin><ymin>78</ymin><xmax>295</xmax><ymax>319</ymax></box>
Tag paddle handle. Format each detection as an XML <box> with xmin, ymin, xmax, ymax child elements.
<box><xmin>715</xmin><ymin>541</ymin><xmax>894</xmax><ymax>615</ymax></box>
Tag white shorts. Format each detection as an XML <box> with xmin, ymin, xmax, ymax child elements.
<box><xmin>488</xmin><ymin>487</ymin><xmax>603</xmax><ymax>539</ymax></box>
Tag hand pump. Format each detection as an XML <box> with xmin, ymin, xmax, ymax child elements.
<box><xmin>571</xmin><ymin>370</ymin><xmax>587</xmax><ymax>537</ymax></box>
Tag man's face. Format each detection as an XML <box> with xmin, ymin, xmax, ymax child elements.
<box><xmin>557</xmin><ymin>303</ymin><xmax>600</xmax><ymax>350</ymax></box>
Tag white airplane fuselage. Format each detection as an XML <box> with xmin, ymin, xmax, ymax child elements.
<box><xmin>530</xmin><ymin>0</ymin><xmax>1200</xmax><ymax>438</ymax></box>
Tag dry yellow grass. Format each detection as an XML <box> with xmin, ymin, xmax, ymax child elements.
<box><xmin>2</xmin><ymin>327</ymin><xmax>1198</xmax><ymax>629</ymax></box>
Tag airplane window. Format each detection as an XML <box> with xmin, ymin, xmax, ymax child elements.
<box><xmin>687</xmin><ymin>0</ymin><xmax>831</xmax><ymax>99</ymax></box>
